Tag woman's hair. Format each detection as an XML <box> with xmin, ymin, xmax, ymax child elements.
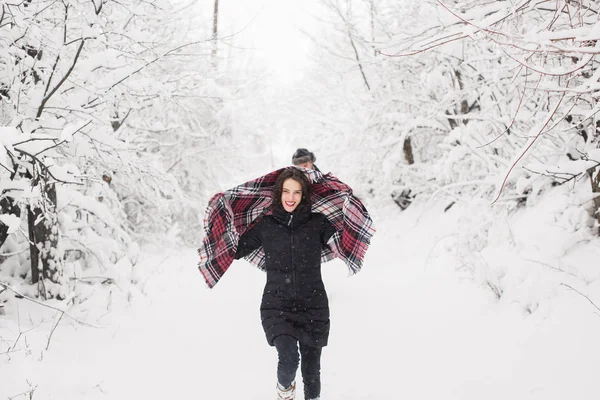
<box><xmin>272</xmin><ymin>168</ymin><xmax>312</xmax><ymax>210</ymax></box>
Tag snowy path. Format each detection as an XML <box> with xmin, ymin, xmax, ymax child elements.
<box><xmin>2</xmin><ymin>206</ymin><xmax>600</xmax><ymax>400</ymax></box>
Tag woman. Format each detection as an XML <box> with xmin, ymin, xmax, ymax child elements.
<box><xmin>235</xmin><ymin>167</ymin><xmax>336</xmax><ymax>400</ymax></box>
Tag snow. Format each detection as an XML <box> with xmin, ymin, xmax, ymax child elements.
<box><xmin>0</xmin><ymin>179</ymin><xmax>33</xmax><ymax>202</ymax></box>
<box><xmin>0</xmin><ymin>214</ymin><xmax>21</xmax><ymax>235</ymax></box>
<box><xmin>0</xmin><ymin>127</ymin><xmax>21</xmax><ymax>145</ymax></box>
<box><xmin>2</xmin><ymin>196</ymin><xmax>600</xmax><ymax>400</ymax></box>
<box><xmin>0</xmin><ymin>145</ymin><xmax>6</xmax><ymax>168</ymax></box>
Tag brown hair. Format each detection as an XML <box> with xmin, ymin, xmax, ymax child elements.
<box><xmin>272</xmin><ymin>168</ymin><xmax>312</xmax><ymax>211</ymax></box>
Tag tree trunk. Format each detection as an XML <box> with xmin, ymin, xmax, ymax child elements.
<box><xmin>368</xmin><ymin>0</ymin><xmax>376</xmax><ymax>55</ymax></box>
<box><xmin>589</xmin><ymin>167</ymin><xmax>600</xmax><ymax>234</ymax></box>
<box><xmin>403</xmin><ymin>136</ymin><xmax>415</xmax><ymax>165</ymax></box>
<box><xmin>588</xmin><ymin>96</ymin><xmax>600</xmax><ymax>233</ymax></box>
<box><xmin>454</xmin><ymin>69</ymin><xmax>471</xmax><ymax>126</ymax></box>
<box><xmin>27</xmin><ymin>205</ymin><xmax>40</xmax><ymax>283</ymax></box>
<box><xmin>27</xmin><ymin>183</ymin><xmax>62</xmax><ymax>299</ymax></box>
<box><xmin>212</xmin><ymin>0</ymin><xmax>219</xmax><ymax>61</ymax></box>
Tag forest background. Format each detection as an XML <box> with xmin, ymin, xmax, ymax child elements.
<box><xmin>1</xmin><ymin>1</ymin><xmax>600</xmax><ymax>397</ymax></box>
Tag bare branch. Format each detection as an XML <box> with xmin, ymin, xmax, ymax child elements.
<box><xmin>348</xmin><ymin>30</ymin><xmax>370</xmax><ymax>91</ymax></box>
<box><xmin>561</xmin><ymin>283</ymin><xmax>600</xmax><ymax>314</ymax></box>
<box><xmin>492</xmin><ymin>91</ymin><xmax>567</xmax><ymax>204</ymax></box>
<box><xmin>436</xmin><ymin>0</ymin><xmax>510</xmax><ymax>39</ymax></box>
<box><xmin>34</xmin><ymin>120</ymin><xmax>92</xmax><ymax>157</ymax></box>
<box><xmin>0</xmin><ymin>282</ymin><xmax>103</xmax><ymax>328</ymax></box>
<box><xmin>378</xmin><ymin>33</ymin><xmax>468</xmax><ymax>57</ymax></box>
<box><xmin>10</xmin><ymin>147</ymin><xmax>82</xmax><ymax>185</ymax></box>
<box><xmin>81</xmin><ymin>40</ymin><xmax>212</xmax><ymax>108</ymax></box>
<box><xmin>36</xmin><ymin>40</ymin><xmax>86</xmax><ymax>119</ymax></box>
<box><xmin>477</xmin><ymin>66</ymin><xmax>532</xmax><ymax>148</ymax></box>
<box><xmin>91</xmin><ymin>0</ymin><xmax>103</xmax><ymax>15</ymax></box>
<box><xmin>45</xmin><ymin>311</ymin><xmax>65</xmax><ymax>350</ymax></box>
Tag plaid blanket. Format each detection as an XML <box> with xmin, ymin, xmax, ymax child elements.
<box><xmin>197</xmin><ymin>167</ymin><xmax>376</xmax><ymax>288</ymax></box>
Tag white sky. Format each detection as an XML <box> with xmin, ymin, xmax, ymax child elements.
<box><xmin>211</xmin><ymin>0</ymin><xmax>328</xmax><ymax>170</ymax></box>
<box><xmin>219</xmin><ymin>0</ymin><xmax>319</xmax><ymax>85</ymax></box>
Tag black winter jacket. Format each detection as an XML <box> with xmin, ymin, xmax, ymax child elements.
<box><xmin>235</xmin><ymin>204</ymin><xmax>336</xmax><ymax>347</ymax></box>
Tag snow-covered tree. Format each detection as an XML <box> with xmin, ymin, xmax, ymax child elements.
<box><xmin>0</xmin><ymin>0</ymin><xmax>229</xmax><ymax>297</ymax></box>
<box><xmin>381</xmin><ymin>0</ymin><xmax>600</xmax><ymax>216</ymax></box>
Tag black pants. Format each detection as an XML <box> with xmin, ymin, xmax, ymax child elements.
<box><xmin>274</xmin><ymin>335</ymin><xmax>322</xmax><ymax>399</ymax></box>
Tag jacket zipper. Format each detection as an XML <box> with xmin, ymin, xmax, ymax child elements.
<box><xmin>288</xmin><ymin>214</ymin><xmax>297</xmax><ymax>302</ymax></box>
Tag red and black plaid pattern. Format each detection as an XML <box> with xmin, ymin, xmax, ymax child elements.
<box><xmin>197</xmin><ymin>167</ymin><xmax>375</xmax><ymax>288</ymax></box>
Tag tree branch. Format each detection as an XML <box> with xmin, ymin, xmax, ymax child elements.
<box><xmin>36</xmin><ymin>40</ymin><xmax>85</xmax><ymax>119</ymax></box>
<box><xmin>92</xmin><ymin>0</ymin><xmax>103</xmax><ymax>15</ymax></box>
<box><xmin>81</xmin><ymin>40</ymin><xmax>213</xmax><ymax>108</ymax></box>
<box><xmin>561</xmin><ymin>283</ymin><xmax>600</xmax><ymax>315</ymax></box>
<box><xmin>0</xmin><ymin>282</ymin><xmax>103</xmax><ymax>328</ymax></box>
<box><xmin>477</xmin><ymin>66</ymin><xmax>532</xmax><ymax>148</ymax></box>
<box><xmin>45</xmin><ymin>311</ymin><xmax>65</xmax><ymax>350</ymax></box>
<box><xmin>348</xmin><ymin>30</ymin><xmax>370</xmax><ymax>91</ymax></box>
<box><xmin>12</xmin><ymin>147</ymin><xmax>83</xmax><ymax>185</ymax></box>
<box><xmin>34</xmin><ymin>120</ymin><xmax>92</xmax><ymax>157</ymax></box>
<box><xmin>492</xmin><ymin>91</ymin><xmax>567</xmax><ymax>204</ymax></box>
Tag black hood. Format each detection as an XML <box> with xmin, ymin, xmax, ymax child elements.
<box><xmin>272</xmin><ymin>203</ymin><xmax>311</xmax><ymax>227</ymax></box>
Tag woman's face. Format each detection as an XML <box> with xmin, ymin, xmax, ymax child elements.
<box><xmin>281</xmin><ymin>178</ymin><xmax>303</xmax><ymax>212</ymax></box>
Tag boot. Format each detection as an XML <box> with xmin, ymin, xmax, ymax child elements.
<box><xmin>276</xmin><ymin>381</ymin><xmax>296</xmax><ymax>400</ymax></box>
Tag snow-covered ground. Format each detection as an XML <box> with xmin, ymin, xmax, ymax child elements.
<box><xmin>2</xmin><ymin>200</ymin><xmax>600</xmax><ymax>400</ymax></box>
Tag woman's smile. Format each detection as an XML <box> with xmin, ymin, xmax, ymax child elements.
<box><xmin>282</xmin><ymin>178</ymin><xmax>303</xmax><ymax>212</ymax></box>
